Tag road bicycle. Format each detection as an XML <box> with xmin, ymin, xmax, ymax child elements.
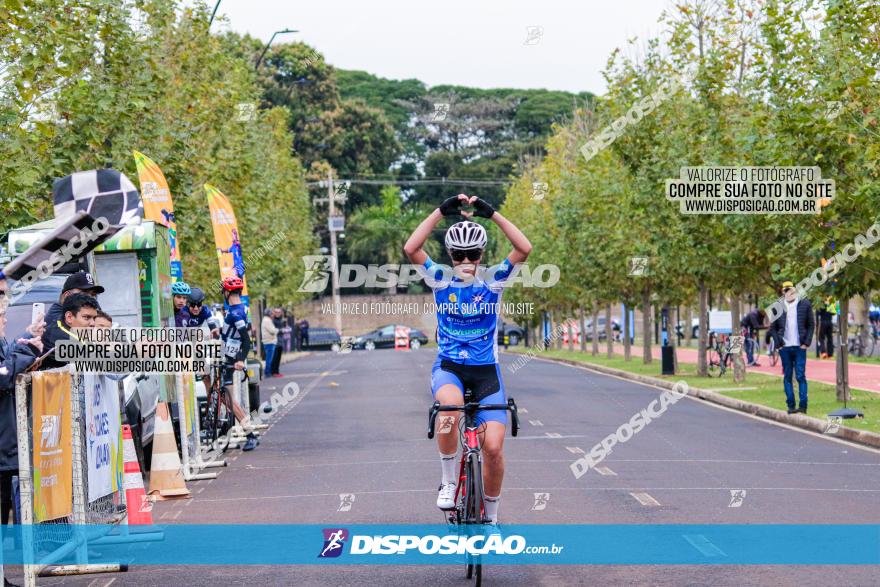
<box><xmin>848</xmin><ymin>323</ymin><xmax>877</xmax><ymax>357</ymax></box>
<box><xmin>766</xmin><ymin>335</ymin><xmax>779</xmax><ymax>367</ymax></box>
<box><xmin>428</xmin><ymin>391</ymin><xmax>519</xmax><ymax>586</ymax></box>
<box><xmin>202</xmin><ymin>361</ymin><xmax>236</xmax><ymax>449</ymax></box>
<box><xmin>707</xmin><ymin>330</ymin><xmax>733</xmax><ymax>377</ymax></box>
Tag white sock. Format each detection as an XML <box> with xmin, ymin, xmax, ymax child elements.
<box><xmin>485</xmin><ymin>494</ymin><xmax>500</xmax><ymax>523</ymax></box>
<box><xmin>440</xmin><ymin>452</ymin><xmax>457</xmax><ymax>485</ymax></box>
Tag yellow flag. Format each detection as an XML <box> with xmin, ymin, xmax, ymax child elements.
<box><xmin>205</xmin><ymin>184</ymin><xmax>250</xmax><ymax>303</ymax></box>
<box><xmin>133</xmin><ymin>150</ymin><xmax>183</xmax><ymax>281</ymax></box>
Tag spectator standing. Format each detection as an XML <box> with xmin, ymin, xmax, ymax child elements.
<box><xmin>40</xmin><ymin>293</ymin><xmax>101</xmax><ymax>370</ymax></box>
<box><xmin>769</xmin><ymin>281</ymin><xmax>815</xmax><ymax>414</ymax></box>
<box><xmin>42</xmin><ymin>272</ymin><xmax>104</xmax><ymax>352</ymax></box>
<box><xmin>817</xmin><ymin>296</ymin><xmax>837</xmax><ymax>359</ymax></box>
<box><xmin>0</xmin><ymin>273</ymin><xmax>44</xmax><ymax>576</ymax></box>
<box><xmin>270</xmin><ymin>308</ymin><xmax>284</xmax><ymax>377</ymax></box>
<box><xmin>261</xmin><ymin>309</ymin><xmax>278</xmax><ymax>377</ymax></box>
<box><xmin>299</xmin><ymin>318</ymin><xmax>310</xmax><ymax>349</ymax></box>
<box><xmin>292</xmin><ymin>317</ymin><xmax>301</xmax><ymax>352</ymax></box>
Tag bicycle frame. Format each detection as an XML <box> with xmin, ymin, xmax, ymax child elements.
<box><xmin>427</xmin><ymin>394</ymin><xmax>519</xmax><ymax>525</ymax></box>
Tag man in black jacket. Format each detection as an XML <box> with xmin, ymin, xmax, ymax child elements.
<box><xmin>0</xmin><ymin>274</ymin><xmax>44</xmax><ymax>571</ymax></box>
<box><xmin>769</xmin><ymin>281</ymin><xmax>815</xmax><ymax>414</ymax></box>
<box><xmin>41</xmin><ymin>272</ymin><xmax>103</xmax><ymax>370</ymax></box>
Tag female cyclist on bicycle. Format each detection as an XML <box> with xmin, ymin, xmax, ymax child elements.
<box><xmin>404</xmin><ymin>194</ymin><xmax>531</xmax><ymax>523</ymax></box>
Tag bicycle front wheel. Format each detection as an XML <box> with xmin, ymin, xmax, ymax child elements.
<box><xmin>463</xmin><ymin>452</ymin><xmax>484</xmax><ymax>585</ymax></box>
<box><xmin>707</xmin><ymin>349</ymin><xmax>721</xmax><ymax>377</ymax></box>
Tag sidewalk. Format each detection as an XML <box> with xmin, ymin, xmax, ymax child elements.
<box><xmin>602</xmin><ymin>343</ymin><xmax>880</xmax><ymax>393</ymax></box>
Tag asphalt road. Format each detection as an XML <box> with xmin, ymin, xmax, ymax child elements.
<box><xmin>39</xmin><ymin>348</ymin><xmax>880</xmax><ymax>586</ymax></box>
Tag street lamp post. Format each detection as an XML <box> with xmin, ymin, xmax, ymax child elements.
<box><xmin>255</xmin><ymin>28</ymin><xmax>298</xmax><ymax>69</ymax></box>
<box><xmin>209</xmin><ymin>0</ymin><xmax>222</xmax><ymax>26</ymax></box>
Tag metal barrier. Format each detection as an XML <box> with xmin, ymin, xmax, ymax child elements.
<box><xmin>14</xmin><ymin>368</ymin><xmax>161</xmax><ymax>586</ymax></box>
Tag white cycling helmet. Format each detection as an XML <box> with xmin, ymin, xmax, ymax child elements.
<box><xmin>445</xmin><ymin>221</ymin><xmax>487</xmax><ymax>250</ymax></box>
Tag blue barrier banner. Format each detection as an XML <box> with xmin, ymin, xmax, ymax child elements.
<box><xmin>0</xmin><ymin>524</ymin><xmax>878</xmax><ymax>565</ymax></box>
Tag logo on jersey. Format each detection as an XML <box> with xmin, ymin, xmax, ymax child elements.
<box><xmin>318</xmin><ymin>528</ymin><xmax>349</xmax><ymax>558</ymax></box>
<box><xmin>448</xmin><ymin>293</ymin><xmax>457</xmax><ymax>303</ymax></box>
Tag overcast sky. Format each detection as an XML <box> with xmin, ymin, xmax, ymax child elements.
<box><xmin>213</xmin><ymin>0</ymin><xmax>672</xmax><ymax>95</ymax></box>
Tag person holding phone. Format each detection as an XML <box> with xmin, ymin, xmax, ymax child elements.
<box><xmin>0</xmin><ymin>272</ymin><xmax>44</xmax><ymax>575</ymax></box>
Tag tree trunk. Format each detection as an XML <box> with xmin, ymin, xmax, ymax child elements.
<box><xmin>642</xmin><ymin>285</ymin><xmax>652</xmax><ymax>364</ymax></box>
<box><xmin>859</xmin><ymin>293</ymin><xmax>870</xmax><ymax>357</ymax></box>
<box><xmin>685</xmin><ymin>305</ymin><xmax>693</xmax><ymax>347</ymax></box>
<box><xmin>697</xmin><ymin>282</ymin><xmax>708</xmax><ymax>376</ymax></box>
<box><xmin>623</xmin><ymin>305</ymin><xmax>632</xmax><ymax>361</ymax></box>
<box><xmin>578</xmin><ymin>306</ymin><xmax>587</xmax><ymax>353</ymax></box>
<box><xmin>591</xmin><ymin>302</ymin><xmax>599</xmax><ymax>356</ymax></box>
<box><xmin>836</xmin><ymin>297</ymin><xmax>851</xmax><ymax>401</ymax></box>
<box><xmin>730</xmin><ymin>294</ymin><xmax>745</xmax><ymax>382</ymax></box>
<box><xmin>567</xmin><ymin>307</ymin><xmax>574</xmax><ymax>351</ymax></box>
<box><xmin>605</xmin><ymin>304</ymin><xmax>613</xmax><ymax>358</ymax></box>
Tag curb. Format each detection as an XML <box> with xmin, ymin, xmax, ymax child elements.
<box><xmin>511</xmin><ymin>353</ymin><xmax>880</xmax><ymax>450</ymax></box>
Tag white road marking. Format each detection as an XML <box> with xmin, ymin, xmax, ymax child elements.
<box><xmin>512</xmin><ymin>434</ymin><xmax>585</xmax><ymax>440</ymax></box>
<box><xmin>595</xmin><ymin>466</ymin><xmax>617</xmax><ymax>476</ymax></box>
<box><xmin>519</xmin><ymin>408</ymin><xmax>528</xmax><ymax>413</ymax></box>
<box><xmin>196</xmin><ymin>485</ymin><xmax>880</xmax><ymax>503</ymax></box>
<box><xmin>630</xmin><ymin>492</ymin><xmax>661</xmax><ymax>506</ymax></box>
<box><xmin>529</xmin><ymin>420</ymin><xmax>544</xmax><ymax>426</ymax></box>
<box><xmin>683</xmin><ymin>534</ymin><xmax>727</xmax><ymax>557</ymax></box>
<box><xmin>545</xmin><ymin>432</ymin><xmax>562</xmax><ymax>438</ymax></box>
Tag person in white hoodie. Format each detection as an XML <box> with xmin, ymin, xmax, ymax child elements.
<box><xmin>261</xmin><ymin>309</ymin><xmax>279</xmax><ymax>377</ymax></box>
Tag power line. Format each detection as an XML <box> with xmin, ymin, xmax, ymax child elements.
<box><xmin>306</xmin><ymin>177</ymin><xmax>512</xmax><ymax>188</ymax></box>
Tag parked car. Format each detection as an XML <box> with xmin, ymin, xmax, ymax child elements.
<box><xmin>497</xmin><ymin>321</ymin><xmax>525</xmax><ymax>346</ymax></box>
<box><xmin>301</xmin><ymin>327</ymin><xmax>341</xmax><ymax>350</ymax></box>
<box><xmin>353</xmin><ymin>324</ymin><xmax>429</xmax><ymax>350</ymax></box>
<box><xmin>582</xmin><ymin>316</ymin><xmax>622</xmax><ymax>341</ymax></box>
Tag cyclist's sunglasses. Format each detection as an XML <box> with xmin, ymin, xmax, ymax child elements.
<box><xmin>188</xmin><ymin>302</ymin><xmax>202</xmax><ymax>307</ymax></box>
<box><xmin>449</xmin><ymin>248</ymin><xmax>483</xmax><ymax>262</ymax></box>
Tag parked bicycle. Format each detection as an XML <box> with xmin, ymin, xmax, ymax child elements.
<box><xmin>428</xmin><ymin>391</ymin><xmax>519</xmax><ymax>586</ymax></box>
<box><xmin>848</xmin><ymin>323</ymin><xmax>877</xmax><ymax>357</ymax></box>
<box><xmin>707</xmin><ymin>330</ymin><xmax>734</xmax><ymax>377</ymax></box>
<box><xmin>766</xmin><ymin>335</ymin><xmax>779</xmax><ymax>367</ymax></box>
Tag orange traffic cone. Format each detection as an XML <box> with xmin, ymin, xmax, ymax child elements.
<box><xmin>147</xmin><ymin>402</ymin><xmax>191</xmax><ymax>500</ymax></box>
<box><xmin>122</xmin><ymin>424</ymin><xmax>153</xmax><ymax>525</ymax></box>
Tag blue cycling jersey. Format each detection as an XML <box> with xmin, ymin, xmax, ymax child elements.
<box><xmin>180</xmin><ymin>306</ymin><xmax>220</xmax><ymax>329</ymax></box>
<box><xmin>221</xmin><ymin>303</ymin><xmax>250</xmax><ymax>363</ymax></box>
<box><xmin>418</xmin><ymin>256</ymin><xmax>519</xmax><ymax>365</ymax></box>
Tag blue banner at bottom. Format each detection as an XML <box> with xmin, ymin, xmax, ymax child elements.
<box><xmin>0</xmin><ymin>524</ymin><xmax>877</xmax><ymax>565</ymax></box>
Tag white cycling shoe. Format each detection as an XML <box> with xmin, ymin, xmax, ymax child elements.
<box><xmin>436</xmin><ymin>483</ymin><xmax>457</xmax><ymax>510</ymax></box>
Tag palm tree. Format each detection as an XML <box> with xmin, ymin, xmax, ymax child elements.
<box><xmin>345</xmin><ymin>186</ymin><xmax>440</xmax><ymax>294</ymax></box>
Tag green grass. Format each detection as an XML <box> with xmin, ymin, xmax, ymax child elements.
<box><xmin>505</xmin><ymin>346</ymin><xmax>880</xmax><ymax>434</ymax></box>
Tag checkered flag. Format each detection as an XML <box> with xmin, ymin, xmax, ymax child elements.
<box><xmin>1</xmin><ymin>211</ymin><xmax>107</xmax><ymax>281</ymax></box>
<box><xmin>53</xmin><ymin>169</ymin><xmax>143</xmax><ymax>227</ymax></box>
<box><xmin>0</xmin><ymin>169</ymin><xmax>142</xmax><ymax>281</ymax></box>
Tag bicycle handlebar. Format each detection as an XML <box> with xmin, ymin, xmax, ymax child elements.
<box><xmin>427</xmin><ymin>397</ymin><xmax>519</xmax><ymax>439</ymax></box>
